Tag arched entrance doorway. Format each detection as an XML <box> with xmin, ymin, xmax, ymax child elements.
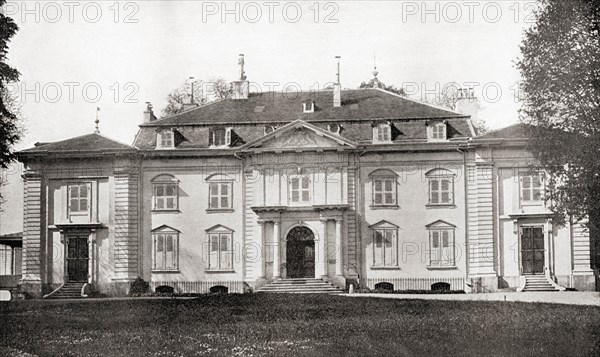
<box><xmin>286</xmin><ymin>226</ymin><xmax>315</xmax><ymax>278</ymax></box>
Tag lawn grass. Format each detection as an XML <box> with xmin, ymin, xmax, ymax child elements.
<box><xmin>1</xmin><ymin>294</ymin><xmax>599</xmax><ymax>356</ymax></box>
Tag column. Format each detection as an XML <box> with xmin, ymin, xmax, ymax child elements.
<box><xmin>316</xmin><ymin>220</ymin><xmax>328</xmax><ymax>278</ymax></box>
<box><xmin>272</xmin><ymin>221</ymin><xmax>281</xmax><ymax>279</ymax></box>
<box><xmin>256</xmin><ymin>221</ymin><xmax>265</xmax><ymax>279</ymax></box>
<box><xmin>335</xmin><ymin>219</ymin><xmax>343</xmax><ymax>277</ymax></box>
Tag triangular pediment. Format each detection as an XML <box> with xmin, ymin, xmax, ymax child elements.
<box><xmin>425</xmin><ymin>220</ymin><xmax>456</xmax><ymax>229</ymax></box>
<box><xmin>369</xmin><ymin>220</ymin><xmax>399</xmax><ymax>229</ymax></box>
<box><xmin>240</xmin><ymin>120</ymin><xmax>357</xmax><ymax>151</ymax></box>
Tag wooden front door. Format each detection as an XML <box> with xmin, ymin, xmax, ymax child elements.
<box><xmin>286</xmin><ymin>227</ymin><xmax>315</xmax><ymax>278</ymax></box>
<box><xmin>521</xmin><ymin>226</ymin><xmax>545</xmax><ymax>275</ymax></box>
<box><xmin>67</xmin><ymin>234</ymin><xmax>89</xmax><ymax>282</ymax></box>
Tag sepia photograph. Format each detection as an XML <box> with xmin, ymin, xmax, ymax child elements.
<box><xmin>0</xmin><ymin>0</ymin><xmax>599</xmax><ymax>356</ymax></box>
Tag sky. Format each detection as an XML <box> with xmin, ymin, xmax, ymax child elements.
<box><xmin>1</xmin><ymin>0</ymin><xmax>536</xmax><ymax>234</ymax></box>
<box><xmin>4</xmin><ymin>0</ymin><xmax>537</xmax><ymax>149</ymax></box>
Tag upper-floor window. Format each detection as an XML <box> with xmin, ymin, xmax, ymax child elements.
<box><xmin>426</xmin><ymin>168</ymin><xmax>455</xmax><ymax>206</ymax></box>
<box><xmin>206</xmin><ymin>174</ymin><xmax>234</xmax><ymax>211</ymax></box>
<box><xmin>152</xmin><ymin>226</ymin><xmax>179</xmax><ymax>271</ymax></box>
<box><xmin>209</xmin><ymin>127</ymin><xmax>231</xmax><ymax>147</ymax></box>
<box><xmin>369</xmin><ymin>220</ymin><xmax>398</xmax><ymax>268</ymax></box>
<box><xmin>373</xmin><ymin>123</ymin><xmax>392</xmax><ymax>143</ymax></box>
<box><xmin>206</xmin><ymin>225</ymin><xmax>234</xmax><ymax>271</ymax></box>
<box><xmin>520</xmin><ymin>172</ymin><xmax>543</xmax><ymax>204</ymax></box>
<box><xmin>152</xmin><ymin>175</ymin><xmax>179</xmax><ymax>211</ymax></box>
<box><xmin>68</xmin><ymin>183</ymin><xmax>91</xmax><ymax>216</ymax></box>
<box><xmin>157</xmin><ymin>130</ymin><xmax>174</xmax><ymax>148</ymax></box>
<box><xmin>426</xmin><ymin>220</ymin><xmax>456</xmax><ymax>268</ymax></box>
<box><xmin>368</xmin><ymin>169</ymin><xmax>398</xmax><ymax>207</ymax></box>
<box><xmin>289</xmin><ymin>173</ymin><xmax>311</xmax><ymax>204</ymax></box>
<box><xmin>428</xmin><ymin>121</ymin><xmax>447</xmax><ymax>141</ymax></box>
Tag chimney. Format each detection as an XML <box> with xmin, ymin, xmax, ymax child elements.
<box><xmin>454</xmin><ymin>88</ymin><xmax>479</xmax><ymax>121</ymax></box>
<box><xmin>143</xmin><ymin>102</ymin><xmax>157</xmax><ymax>123</ymax></box>
<box><xmin>333</xmin><ymin>56</ymin><xmax>341</xmax><ymax>107</ymax></box>
<box><xmin>232</xmin><ymin>54</ymin><xmax>249</xmax><ymax>100</ymax></box>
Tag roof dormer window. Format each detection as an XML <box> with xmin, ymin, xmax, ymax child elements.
<box><xmin>157</xmin><ymin>129</ymin><xmax>175</xmax><ymax>149</ymax></box>
<box><xmin>303</xmin><ymin>101</ymin><xmax>314</xmax><ymax>113</ymax></box>
<box><xmin>209</xmin><ymin>127</ymin><xmax>232</xmax><ymax>148</ymax></box>
<box><xmin>428</xmin><ymin>121</ymin><xmax>447</xmax><ymax>141</ymax></box>
<box><xmin>373</xmin><ymin>123</ymin><xmax>392</xmax><ymax>144</ymax></box>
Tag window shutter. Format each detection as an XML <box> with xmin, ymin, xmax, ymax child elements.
<box><xmin>225</xmin><ymin>128</ymin><xmax>232</xmax><ymax>146</ymax></box>
<box><xmin>208</xmin><ymin>129</ymin><xmax>214</xmax><ymax>146</ymax></box>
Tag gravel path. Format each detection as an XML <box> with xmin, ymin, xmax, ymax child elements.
<box><xmin>344</xmin><ymin>291</ymin><xmax>600</xmax><ymax>306</ymax></box>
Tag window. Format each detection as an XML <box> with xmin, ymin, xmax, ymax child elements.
<box><xmin>209</xmin><ymin>127</ymin><xmax>231</xmax><ymax>147</ymax></box>
<box><xmin>209</xmin><ymin>182</ymin><xmax>232</xmax><ymax>209</ymax></box>
<box><xmin>369</xmin><ymin>169</ymin><xmax>398</xmax><ymax>207</ymax></box>
<box><xmin>373</xmin><ymin>123</ymin><xmax>392</xmax><ymax>143</ymax></box>
<box><xmin>426</xmin><ymin>169</ymin><xmax>455</xmax><ymax>206</ymax></box>
<box><xmin>157</xmin><ymin>130</ymin><xmax>174</xmax><ymax>148</ymax></box>
<box><xmin>303</xmin><ymin>101</ymin><xmax>314</xmax><ymax>113</ymax></box>
<box><xmin>327</xmin><ymin>123</ymin><xmax>342</xmax><ymax>134</ymax></box>
<box><xmin>520</xmin><ymin>172</ymin><xmax>543</xmax><ymax>204</ymax></box>
<box><xmin>152</xmin><ymin>226</ymin><xmax>179</xmax><ymax>271</ymax></box>
<box><xmin>152</xmin><ymin>175</ymin><xmax>179</xmax><ymax>211</ymax></box>
<box><xmin>429</xmin><ymin>122</ymin><xmax>446</xmax><ymax>140</ymax></box>
<box><xmin>206</xmin><ymin>225</ymin><xmax>234</xmax><ymax>271</ymax></box>
<box><xmin>0</xmin><ymin>245</ymin><xmax>20</xmax><ymax>276</ymax></box>
<box><xmin>369</xmin><ymin>220</ymin><xmax>398</xmax><ymax>267</ymax></box>
<box><xmin>289</xmin><ymin>174</ymin><xmax>311</xmax><ymax>204</ymax></box>
<box><xmin>206</xmin><ymin>174</ymin><xmax>234</xmax><ymax>211</ymax></box>
<box><xmin>426</xmin><ymin>220</ymin><xmax>456</xmax><ymax>267</ymax></box>
<box><xmin>68</xmin><ymin>183</ymin><xmax>91</xmax><ymax>216</ymax></box>
<box><xmin>373</xmin><ymin>179</ymin><xmax>396</xmax><ymax>206</ymax></box>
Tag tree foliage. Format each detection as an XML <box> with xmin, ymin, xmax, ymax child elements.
<box><xmin>161</xmin><ymin>77</ymin><xmax>231</xmax><ymax>117</ymax></box>
<box><xmin>358</xmin><ymin>78</ymin><xmax>406</xmax><ymax>96</ymax></box>
<box><xmin>0</xmin><ymin>0</ymin><xmax>21</xmax><ymax>169</ymax></box>
<box><xmin>517</xmin><ymin>0</ymin><xmax>600</xmax><ymax>221</ymax></box>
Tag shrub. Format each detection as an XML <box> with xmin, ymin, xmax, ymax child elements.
<box><xmin>129</xmin><ymin>278</ymin><xmax>149</xmax><ymax>296</ymax></box>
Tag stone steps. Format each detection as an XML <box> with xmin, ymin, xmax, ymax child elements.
<box><xmin>48</xmin><ymin>283</ymin><xmax>85</xmax><ymax>299</ymax></box>
<box><xmin>257</xmin><ymin>278</ymin><xmax>342</xmax><ymax>294</ymax></box>
<box><xmin>522</xmin><ymin>276</ymin><xmax>560</xmax><ymax>292</ymax></box>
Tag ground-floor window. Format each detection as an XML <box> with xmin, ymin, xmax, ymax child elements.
<box><xmin>373</xmin><ymin>228</ymin><xmax>397</xmax><ymax>267</ymax></box>
<box><xmin>206</xmin><ymin>225</ymin><xmax>234</xmax><ymax>271</ymax></box>
<box><xmin>428</xmin><ymin>228</ymin><xmax>455</xmax><ymax>267</ymax></box>
<box><xmin>0</xmin><ymin>244</ymin><xmax>21</xmax><ymax>275</ymax></box>
<box><xmin>152</xmin><ymin>228</ymin><xmax>179</xmax><ymax>271</ymax></box>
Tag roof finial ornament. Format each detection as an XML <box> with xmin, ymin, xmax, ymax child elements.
<box><xmin>335</xmin><ymin>55</ymin><xmax>341</xmax><ymax>85</ymax></box>
<box><xmin>238</xmin><ymin>54</ymin><xmax>246</xmax><ymax>80</ymax></box>
<box><xmin>372</xmin><ymin>52</ymin><xmax>379</xmax><ymax>78</ymax></box>
<box><xmin>94</xmin><ymin>107</ymin><xmax>100</xmax><ymax>133</ymax></box>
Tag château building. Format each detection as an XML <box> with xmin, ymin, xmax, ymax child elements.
<box><xmin>15</xmin><ymin>57</ymin><xmax>596</xmax><ymax>297</ymax></box>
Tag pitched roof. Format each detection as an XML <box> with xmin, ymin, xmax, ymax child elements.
<box><xmin>143</xmin><ymin>88</ymin><xmax>466</xmax><ymax>126</ymax></box>
<box><xmin>18</xmin><ymin>133</ymin><xmax>135</xmax><ymax>155</ymax></box>
<box><xmin>474</xmin><ymin>123</ymin><xmax>531</xmax><ymax>140</ymax></box>
<box><xmin>133</xmin><ymin>89</ymin><xmax>474</xmax><ymax>150</ymax></box>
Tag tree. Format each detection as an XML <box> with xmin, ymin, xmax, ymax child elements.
<box><xmin>161</xmin><ymin>77</ymin><xmax>231</xmax><ymax>117</ymax></box>
<box><xmin>161</xmin><ymin>79</ymin><xmax>206</xmax><ymax>117</ymax></box>
<box><xmin>516</xmin><ymin>0</ymin><xmax>600</xmax><ymax>223</ymax></box>
<box><xmin>0</xmin><ymin>0</ymin><xmax>21</xmax><ymax>169</ymax></box>
<box><xmin>358</xmin><ymin>78</ymin><xmax>406</xmax><ymax>96</ymax></box>
<box><xmin>207</xmin><ymin>77</ymin><xmax>231</xmax><ymax>100</ymax></box>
